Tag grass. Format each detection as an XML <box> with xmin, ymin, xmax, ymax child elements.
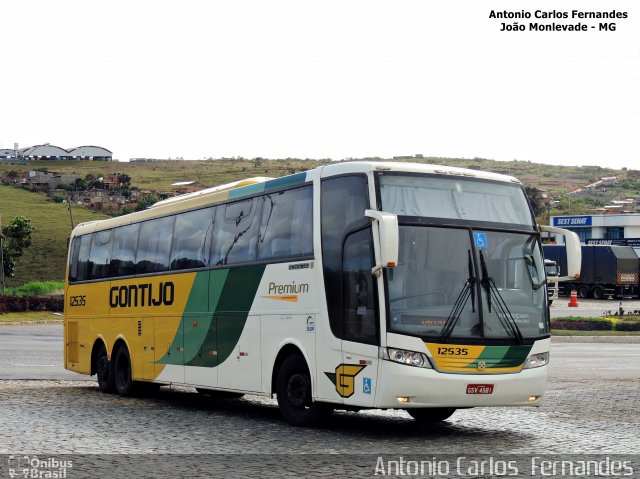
<box><xmin>0</xmin><ymin>185</ymin><xmax>108</xmax><ymax>285</ymax></box>
<box><xmin>0</xmin><ymin>311</ymin><xmax>62</xmax><ymax>323</ymax></box>
<box><xmin>1</xmin><ymin>281</ymin><xmax>64</xmax><ymax>296</ymax></box>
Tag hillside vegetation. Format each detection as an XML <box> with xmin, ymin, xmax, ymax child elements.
<box><xmin>12</xmin><ymin>156</ymin><xmax>631</xmax><ymax>196</ymax></box>
<box><xmin>1</xmin><ymin>157</ymin><xmax>637</xmax><ymax>286</ymax></box>
<box><xmin>0</xmin><ymin>186</ymin><xmax>108</xmax><ymax>285</ymax></box>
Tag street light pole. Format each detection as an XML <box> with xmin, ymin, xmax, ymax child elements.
<box><xmin>67</xmin><ymin>177</ymin><xmax>103</xmax><ymax>231</ymax></box>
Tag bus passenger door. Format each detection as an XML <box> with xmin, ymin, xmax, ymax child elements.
<box><xmin>340</xmin><ymin>228</ymin><xmax>379</xmax><ymax>407</ymax></box>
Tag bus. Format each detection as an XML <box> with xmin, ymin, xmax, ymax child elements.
<box><xmin>64</xmin><ymin>161</ymin><xmax>581</xmax><ymax>426</ymax></box>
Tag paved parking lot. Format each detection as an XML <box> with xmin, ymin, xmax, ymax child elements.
<box><xmin>1</xmin><ymin>324</ymin><xmax>639</xmax><ymax>477</ymax></box>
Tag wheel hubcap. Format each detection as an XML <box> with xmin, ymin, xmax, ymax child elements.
<box><xmin>287</xmin><ymin>373</ymin><xmax>309</xmax><ymax>408</ymax></box>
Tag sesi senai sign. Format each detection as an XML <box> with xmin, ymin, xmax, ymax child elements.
<box><xmin>552</xmin><ymin>216</ymin><xmax>592</xmax><ymax>227</ymax></box>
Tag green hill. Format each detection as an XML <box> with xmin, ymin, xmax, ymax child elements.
<box><xmin>0</xmin><ymin>186</ymin><xmax>108</xmax><ymax>286</ymax></box>
<box><xmin>1</xmin><ymin>157</ymin><xmax>637</xmax><ymax>286</ymax></box>
<box><xmin>12</xmin><ymin>156</ymin><xmax>629</xmax><ymax>197</ymax></box>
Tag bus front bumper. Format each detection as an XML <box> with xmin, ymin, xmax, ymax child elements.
<box><xmin>374</xmin><ymin>360</ymin><xmax>548</xmax><ymax>409</ymax></box>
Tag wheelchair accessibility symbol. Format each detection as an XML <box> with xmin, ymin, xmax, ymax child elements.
<box><xmin>363</xmin><ymin>377</ymin><xmax>372</xmax><ymax>395</ymax></box>
<box><xmin>473</xmin><ymin>232</ymin><xmax>488</xmax><ymax>249</ymax></box>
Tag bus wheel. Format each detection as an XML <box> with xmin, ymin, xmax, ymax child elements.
<box><xmin>114</xmin><ymin>346</ymin><xmax>137</xmax><ymax>397</ymax></box>
<box><xmin>96</xmin><ymin>343</ymin><xmax>115</xmax><ymax>394</ymax></box>
<box><xmin>196</xmin><ymin>388</ymin><xmax>245</xmax><ymax>400</ymax></box>
<box><xmin>577</xmin><ymin>285</ymin><xmax>590</xmax><ymax>299</ymax></box>
<box><xmin>276</xmin><ymin>354</ymin><xmax>332</xmax><ymax>427</ymax></box>
<box><xmin>592</xmin><ymin>286</ymin><xmax>604</xmax><ymax>300</ymax></box>
<box><xmin>406</xmin><ymin>408</ymin><xmax>456</xmax><ymax>423</ymax></box>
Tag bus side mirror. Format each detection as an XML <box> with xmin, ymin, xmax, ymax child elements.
<box><xmin>539</xmin><ymin>225</ymin><xmax>582</xmax><ymax>282</ymax></box>
<box><xmin>365</xmin><ymin>210</ymin><xmax>399</xmax><ymax>277</ymax></box>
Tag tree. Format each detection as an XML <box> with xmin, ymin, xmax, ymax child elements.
<box><xmin>119</xmin><ymin>173</ymin><xmax>132</xmax><ymax>186</ymax></box>
<box><xmin>136</xmin><ymin>195</ymin><xmax>159</xmax><ymax>211</ymax></box>
<box><xmin>2</xmin><ymin>216</ymin><xmax>36</xmax><ymax>278</ymax></box>
<box><xmin>524</xmin><ymin>185</ymin><xmax>545</xmax><ymax>218</ymax></box>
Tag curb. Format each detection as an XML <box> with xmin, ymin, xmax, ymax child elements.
<box><xmin>0</xmin><ymin>320</ymin><xmax>63</xmax><ymax>326</ymax></box>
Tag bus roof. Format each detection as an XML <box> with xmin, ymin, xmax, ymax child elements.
<box><xmin>70</xmin><ymin>161</ymin><xmax>521</xmax><ymax>237</ymax></box>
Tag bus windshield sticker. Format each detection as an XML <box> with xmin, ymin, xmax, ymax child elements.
<box><xmin>473</xmin><ymin>232</ymin><xmax>488</xmax><ymax>249</ymax></box>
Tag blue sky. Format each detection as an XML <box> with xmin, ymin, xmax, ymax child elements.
<box><xmin>1</xmin><ymin>0</ymin><xmax>638</xmax><ymax>168</ymax></box>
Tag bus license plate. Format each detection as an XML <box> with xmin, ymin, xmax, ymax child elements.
<box><xmin>466</xmin><ymin>384</ymin><xmax>494</xmax><ymax>394</ymax></box>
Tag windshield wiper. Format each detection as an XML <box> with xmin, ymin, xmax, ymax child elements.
<box><xmin>440</xmin><ymin>250</ymin><xmax>476</xmax><ymax>341</ymax></box>
<box><xmin>479</xmin><ymin>250</ymin><xmax>524</xmax><ymax>343</ymax></box>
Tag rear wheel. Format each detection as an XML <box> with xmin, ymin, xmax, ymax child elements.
<box><xmin>276</xmin><ymin>354</ymin><xmax>332</xmax><ymax>427</ymax></box>
<box><xmin>592</xmin><ymin>285</ymin><xmax>604</xmax><ymax>300</ymax></box>
<box><xmin>114</xmin><ymin>346</ymin><xmax>137</xmax><ymax>397</ymax></box>
<box><xmin>406</xmin><ymin>408</ymin><xmax>456</xmax><ymax>423</ymax></box>
<box><xmin>96</xmin><ymin>342</ymin><xmax>115</xmax><ymax>394</ymax></box>
<box><xmin>577</xmin><ymin>285</ymin><xmax>590</xmax><ymax>299</ymax></box>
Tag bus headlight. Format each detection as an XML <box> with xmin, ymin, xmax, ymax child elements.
<box><xmin>523</xmin><ymin>352</ymin><xmax>549</xmax><ymax>369</ymax></box>
<box><xmin>380</xmin><ymin>347</ymin><xmax>433</xmax><ymax>369</ymax></box>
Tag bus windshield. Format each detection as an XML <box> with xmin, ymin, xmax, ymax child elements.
<box><xmin>379</xmin><ymin>173</ymin><xmax>534</xmax><ymax>227</ymax></box>
<box><xmin>379</xmin><ymin>174</ymin><xmax>547</xmax><ymax>341</ymax></box>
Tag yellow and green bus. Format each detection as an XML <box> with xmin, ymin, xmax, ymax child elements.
<box><xmin>64</xmin><ymin>161</ymin><xmax>580</xmax><ymax>426</ymax></box>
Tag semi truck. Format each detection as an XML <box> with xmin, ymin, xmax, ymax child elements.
<box><xmin>544</xmin><ymin>259</ymin><xmax>559</xmax><ymax>304</ymax></box>
<box><xmin>542</xmin><ymin>245</ymin><xmax>640</xmax><ymax>299</ymax></box>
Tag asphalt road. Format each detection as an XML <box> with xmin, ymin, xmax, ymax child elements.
<box><xmin>0</xmin><ymin>323</ymin><xmax>88</xmax><ymax>380</ymax></box>
<box><xmin>1</xmin><ymin>323</ymin><xmax>639</xmax><ymax>380</ymax></box>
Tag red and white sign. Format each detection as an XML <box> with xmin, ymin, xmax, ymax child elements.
<box><xmin>466</xmin><ymin>384</ymin><xmax>494</xmax><ymax>394</ymax></box>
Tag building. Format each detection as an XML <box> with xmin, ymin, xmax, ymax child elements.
<box><xmin>549</xmin><ymin>213</ymin><xmax>640</xmax><ymax>252</ymax></box>
<box><xmin>1</xmin><ymin>144</ymin><xmax>112</xmax><ymax>161</ymax></box>
<box><xmin>67</xmin><ymin>146</ymin><xmax>112</xmax><ymax>161</ymax></box>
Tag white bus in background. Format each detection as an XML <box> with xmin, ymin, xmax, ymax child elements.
<box><xmin>64</xmin><ymin>161</ymin><xmax>581</xmax><ymax>427</ymax></box>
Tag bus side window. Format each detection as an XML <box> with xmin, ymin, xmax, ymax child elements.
<box><xmin>111</xmin><ymin>223</ymin><xmax>140</xmax><ymax>277</ymax></box>
<box><xmin>211</xmin><ymin>198</ymin><xmax>262</xmax><ymax>266</ymax></box>
<box><xmin>258</xmin><ymin>186</ymin><xmax>313</xmax><ymax>261</ymax></box>
<box><xmin>89</xmin><ymin>229</ymin><xmax>113</xmax><ymax>280</ymax></box>
<box><xmin>342</xmin><ymin>229</ymin><xmax>378</xmax><ymax>344</ymax></box>
<box><xmin>321</xmin><ymin>175</ymin><xmax>370</xmax><ymax>339</ymax></box>
<box><xmin>68</xmin><ymin>237</ymin><xmax>81</xmax><ymax>282</ymax></box>
<box><xmin>170</xmin><ymin>207</ymin><xmax>214</xmax><ymax>270</ymax></box>
<box><xmin>75</xmin><ymin>234</ymin><xmax>92</xmax><ymax>282</ymax></box>
<box><xmin>136</xmin><ymin>217</ymin><xmax>175</xmax><ymax>274</ymax></box>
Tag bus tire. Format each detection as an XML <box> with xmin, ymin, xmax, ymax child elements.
<box><xmin>592</xmin><ymin>285</ymin><xmax>604</xmax><ymax>300</ymax></box>
<box><xmin>196</xmin><ymin>388</ymin><xmax>245</xmax><ymax>400</ymax></box>
<box><xmin>276</xmin><ymin>354</ymin><xmax>332</xmax><ymax>427</ymax></box>
<box><xmin>577</xmin><ymin>285</ymin><xmax>590</xmax><ymax>299</ymax></box>
<box><xmin>114</xmin><ymin>345</ymin><xmax>137</xmax><ymax>397</ymax></box>
<box><xmin>406</xmin><ymin>407</ymin><xmax>456</xmax><ymax>423</ymax></box>
<box><xmin>96</xmin><ymin>342</ymin><xmax>115</xmax><ymax>394</ymax></box>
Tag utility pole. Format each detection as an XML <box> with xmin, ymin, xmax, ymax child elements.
<box><xmin>67</xmin><ymin>191</ymin><xmax>75</xmax><ymax>229</ymax></box>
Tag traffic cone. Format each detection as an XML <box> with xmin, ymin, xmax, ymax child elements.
<box><xmin>568</xmin><ymin>290</ymin><xmax>579</xmax><ymax>307</ymax></box>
